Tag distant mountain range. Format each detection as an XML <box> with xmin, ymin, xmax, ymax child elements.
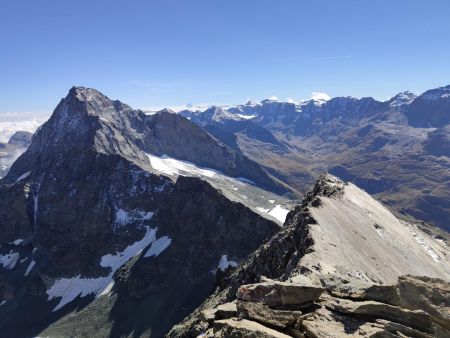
<box><xmin>0</xmin><ymin>85</ymin><xmax>448</xmax><ymax>337</ymax></box>
<box><xmin>174</xmin><ymin>84</ymin><xmax>450</xmax><ymax>231</ymax></box>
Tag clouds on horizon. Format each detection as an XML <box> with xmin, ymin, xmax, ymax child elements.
<box><xmin>310</xmin><ymin>92</ymin><xmax>331</xmax><ymax>101</ymax></box>
<box><xmin>0</xmin><ymin>118</ymin><xmax>47</xmax><ymax>143</ymax></box>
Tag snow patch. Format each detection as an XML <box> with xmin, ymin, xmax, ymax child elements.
<box><xmin>33</xmin><ymin>185</ymin><xmax>40</xmax><ymax>229</ymax></box>
<box><xmin>146</xmin><ymin>153</ymin><xmax>255</xmax><ymax>189</ymax></box>
<box><xmin>147</xmin><ymin>153</ymin><xmax>218</xmax><ymax>178</ymax></box>
<box><xmin>409</xmin><ymin>227</ymin><xmax>441</xmax><ymax>262</ymax></box>
<box><xmin>256</xmin><ymin>207</ymin><xmax>270</xmax><ymax>213</ymax></box>
<box><xmin>11</xmin><ymin>239</ymin><xmax>23</xmax><ymax>245</ymax></box>
<box><xmin>115</xmin><ymin>209</ymin><xmax>154</xmax><ymax>227</ymax></box>
<box><xmin>236</xmin><ymin>114</ymin><xmax>256</xmax><ymax>120</ymax></box>
<box><xmin>217</xmin><ymin>255</ymin><xmax>238</xmax><ymax>271</ymax></box>
<box><xmin>268</xmin><ymin>205</ymin><xmax>290</xmax><ymax>224</ymax></box>
<box><xmin>0</xmin><ymin>251</ymin><xmax>20</xmax><ymax>269</ymax></box>
<box><xmin>16</xmin><ymin>171</ymin><xmax>31</xmax><ymax>182</ymax></box>
<box><xmin>46</xmin><ymin>227</ymin><xmax>157</xmax><ymax>311</ymax></box>
<box><xmin>237</xmin><ymin>177</ymin><xmax>255</xmax><ymax>185</ymax></box>
<box><xmin>144</xmin><ymin>236</ymin><xmax>171</xmax><ymax>257</ymax></box>
<box><xmin>25</xmin><ymin>260</ymin><xmax>36</xmax><ymax>276</ymax></box>
<box><xmin>435</xmin><ymin>238</ymin><xmax>447</xmax><ymax>246</ymax></box>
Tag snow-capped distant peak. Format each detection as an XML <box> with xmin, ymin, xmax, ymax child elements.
<box><xmin>389</xmin><ymin>91</ymin><xmax>416</xmax><ymax>107</ymax></box>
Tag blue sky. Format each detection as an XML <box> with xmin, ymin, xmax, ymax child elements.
<box><xmin>1</xmin><ymin>0</ymin><xmax>450</xmax><ymax>114</ymax></box>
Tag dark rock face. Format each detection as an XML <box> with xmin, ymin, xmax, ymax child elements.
<box><xmin>0</xmin><ymin>87</ymin><xmax>282</xmax><ymax>337</ymax></box>
<box><xmin>405</xmin><ymin>85</ymin><xmax>450</xmax><ymax>127</ymax></box>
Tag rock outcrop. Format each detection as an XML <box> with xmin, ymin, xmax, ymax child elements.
<box><xmin>173</xmin><ymin>275</ymin><xmax>449</xmax><ymax>338</ymax></box>
<box><xmin>168</xmin><ymin>174</ymin><xmax>450</xmax><ymax>337</ymax></box>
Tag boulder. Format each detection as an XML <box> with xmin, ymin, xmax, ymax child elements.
<box><xmin>237</xmin><ymin>300</ymin><xmax>302</xmax><ymax>329</ymax></box>
<box><xmin>302</xmin><ymin>307</ymin><xmax>385</xmax><ymax>337</ymax></box>
<box><xmin>326</xmin><ymin>298</ymin><xmax>433</xmax><ymax>333</ymax></box>
<box><xmin>213</xmin><ymin>318</ymin><xmax>291</xmax><ymax>338</ymax></box>
<box><xmin>396</xmin><ymin>275</ymin><xmax>450</xmax><ymax>331</ymax></box>
<box><xmin>237</xmin><ymin>281</ymin><xmax>324</xmax><ymax>307</ymax></box>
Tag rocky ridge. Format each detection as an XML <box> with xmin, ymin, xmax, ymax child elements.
<box><xmin>168</xmin><ymin>174</ymin><xmax>449</xmax><ymax>337</ymax></box>
<box><xmin>186</xmin><ymin>275</ymin><xmax>449</xmax><ymax>338</ymax></box>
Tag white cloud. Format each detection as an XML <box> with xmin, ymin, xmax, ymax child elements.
<box><xmin>0</xmin><ymin>111</ymin><xmax>49</xmax><ymax>123</ymax></box>
<box><xmin>286</xmin><ymin>98</ymin><xmax>296</xmax><ymax>104</ymax></box>
<box><xmin>0</xmin><ymin>118</ymin><xmax>47</xmax><ymax>143</ymax></box>
<box><xmin>310</xmin><ymin>92</ymin><xmax>331</xmax><ymax>101</ymax></box>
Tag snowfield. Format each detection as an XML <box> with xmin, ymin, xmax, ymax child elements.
<box><xmin>147</xmin><ymin>153</ymin><xmax>220</xmax><ymax>178</ymax></box>
<box><xmin>268</xmin><ymin>205</ymin><xmax>290</xmax><ymax>224</ymax></box>
<box><xmin>146</xmin><ymin>152</ymin><xmax>288</xmax><ymax>224</ymax></box>
<box><xmin>0</xmin><ymin>251</ymin><xmax>20</xmax><ymax>269</ymax></box>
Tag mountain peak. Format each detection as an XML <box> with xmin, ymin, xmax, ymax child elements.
<box><xmin>61</xmin><ymin>86</ymin><xmax>132</xmax><ymax>117</ymax></box>
<box><xmin>388</xmin><ymin>90</ymin><xmax>416</xmax><ymax>107</ymax></box>
<box><xmin>66</xmin><ymin>86</ymin><xmax>108</xmax><ymax>104</ymax></box>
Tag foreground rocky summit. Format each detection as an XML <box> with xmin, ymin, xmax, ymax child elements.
<box><xmin>181</xmin><ymin>275</ymin><xmax>449</xmax><ymax>337</ymax></box>
<box><xmin>169</xmin><ymin>174</ymin><xmax>449</xmax><ymax>337</ymax></box>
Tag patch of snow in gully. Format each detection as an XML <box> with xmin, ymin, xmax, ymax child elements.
<box><xmin>115</xmin><ymin>209</ymin><xmax>154</xmax><ymax>226</ymax></box>
<box><xmin>46</xmin><ymin>224</ymin><xmax>171</xmax><ymax>311</ymax></box>
<box><xmin>25</xmin><ymin>260</ymin><xmax>36</xmax><ymax>276</ymax></box>
<box><xmin>144</xmin><ymin>236</ymin><xmax>172</xmax><ymax>257</ymax></box>
<box><xmin>10</xmin><ymin>239</ymin><xmax>23</xmax><ymax>245</ymax></box>
<box><xmin>16</xmin><ymin>171</ymin><xmax>31</xmax><ymax>182</ymax></box>
<box><xmin>0</xmin><ymin>251</ymin><xmax>20</xmax><ymax>269</ymax></box>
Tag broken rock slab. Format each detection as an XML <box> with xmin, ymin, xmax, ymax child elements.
<box><xmin>237</xmin><ymin>280</ymin><xmax>324</xmax><ymax>307</ymax></box>
<box><xmin>236</xmin><ymin>300</ymin><xmax>302</xmax><ymax>329</ymax></box>
<box><xmin>213</xmin><ymin>318</ymin><xmax>292</xmax><ymax>338</ymax></box>
<box><xmin>325</xmin><ymin>297</ymin><xmax>433</xmax><ymax>333</ymax></box>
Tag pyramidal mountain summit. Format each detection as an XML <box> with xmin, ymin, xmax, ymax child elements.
<box><xmin>0</xmin><ymin>87</ymin><xmax>449</xmax><ymax>338</ymax></box>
